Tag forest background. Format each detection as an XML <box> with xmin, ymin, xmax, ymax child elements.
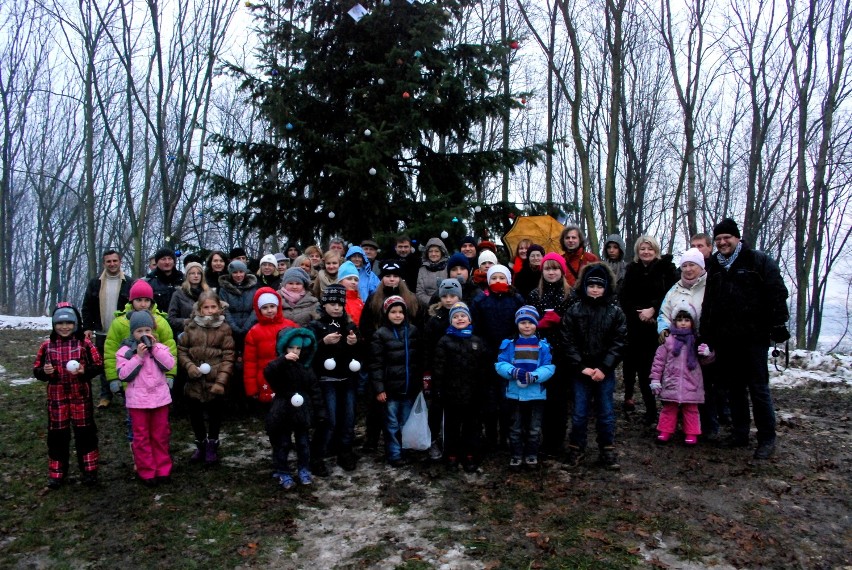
<box><xmin>1</xmin><ymin>0</ymin><xmax>850</xmax><ymax>351</ymax></box>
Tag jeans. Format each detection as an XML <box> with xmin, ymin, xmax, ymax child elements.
<box><xmin>385</xmin><ymin>397</ymin><xmax>413</xmax><ymax>462</ymax></box>
<box><xmin>317</xmin><ymin>379</ymin><xmax>357</xmax><ymax>457</ymax></box>
<box><xmin>508</xmin><ymin>399</ymin><xmax>544</xmax><ymax>458</ymax></box>
<box><xmin>270</xmin><ymin>425</ymin><xmax>311</xmax><ymax>473</ymax></box>
<box><xmin>569</xmin><ymin>372</ymin><xmax>616</xmax><ymax>450</ymax></box>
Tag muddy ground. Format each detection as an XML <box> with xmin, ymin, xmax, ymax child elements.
<box><xmin>1</xmin><ymin>329</ymin><xmax>849</xmax><ymax>569</ymax></box>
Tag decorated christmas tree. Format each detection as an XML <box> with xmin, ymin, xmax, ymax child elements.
<box><xmin>208</xmin><ymin>0</ymin><xmax>544</xmax><ymax>246</ymax></box>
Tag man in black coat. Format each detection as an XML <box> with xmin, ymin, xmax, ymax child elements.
<box><xmin>81</xmin><ymin>249</ymin><xmax>134</xmax><ymax>407</ymax></box>
<box><xmin>700</xmin><ymin>219</ymin><xmax>790</xmax><ymax>460</ymax></box>
<box><xmin>145</xmin><ymin>247</ymin><xmax>184</xmax><ymax>328</ymax></box>
<box><xmin>389</xmin><ymin>235</ymin><xmax>421</xmax><ymax>291</ymax></box>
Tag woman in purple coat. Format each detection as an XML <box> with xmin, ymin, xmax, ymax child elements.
<box><xmin>649</xmin><ymin>301</ymin><xmax>713</xmax><ymax>445</ymax></box>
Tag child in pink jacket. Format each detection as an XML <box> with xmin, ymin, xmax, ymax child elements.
<box><xmin>116</xmin><ymin>310</ymin><xmax>176</xmax><ymax>485</ymax></box>
<box><xmin>649</xmin><ymin>302</ymin><xmax>713</xmax><ymax>445</ymax></box>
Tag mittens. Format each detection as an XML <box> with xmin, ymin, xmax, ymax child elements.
<box><xmin>110</xmin><ymin>380</ymin><xmax>122</xmax><ymax>394</ymax></box>
<box><xmin>697</xmin><ymin>343</ymin><xmax>711</xmax><ymax>357</ymax></box>
<box><xmin>166</xmin><ymin>377</ymin><xmax>174</xmax><ymax>390</ymax></box>
<box><xmin>650</xmin><ymin>382</ymin><xmax>662</xmax><ymax>396</ymax></box>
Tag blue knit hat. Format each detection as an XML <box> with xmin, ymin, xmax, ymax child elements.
<box><xmin>337</xmin><ymin>261</ymin><xmax>360</xmax><ymax>282</ymax></box>
<box><xmin>515</xmin><ymin>305</ymin><xmax>540</xmax><ymax>326</ymax></box>
<box><xmin>447</xmin><ymin>252</ymin><xmax>470</xmax><ymax>272</ymax></box>
<box><xmin>448</xmin><ymin>302</ymin><xmax>471</xmax><ymax>322</ymax></box>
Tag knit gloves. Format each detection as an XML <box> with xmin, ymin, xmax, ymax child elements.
<box><xmin>512</xmin><ymin>367</ymin><xmax>534</xmax><ymax>388</ymax></box>
<box><xmin>650</xmin><ymin>382</ymin><xmax>662</xmax><ymax>396</ymax></box>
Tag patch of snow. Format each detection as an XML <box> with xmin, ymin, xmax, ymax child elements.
<box><xmin>9</xmin><ymin>378</ymin><xmax>37</xmax><ymax>386</ymax></box>
<box><xmin>769</xmin><ymin>349</ymin><xmax>852</xmax><ymax>388</ymax></box>
<box><xmin>0</xmin><ymin>315</ymin><xmax>52</xmax><ymax>330</ymax></box>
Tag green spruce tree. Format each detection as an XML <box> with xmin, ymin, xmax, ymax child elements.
<box><xmin>208</xmin><ymin>0</ymin><xmax>544</xmax><ymax>246</ymax></box>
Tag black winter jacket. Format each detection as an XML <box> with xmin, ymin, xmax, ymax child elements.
<box><xmin>306</xmin><ymin>312</ymin><xmax>361</xmax><ymax>379</ymax></box>
<box><xmin>370</xmin><ymin>323</ymin><xmax>422</xmax><ymax>399</ymax></box>
<box><xmin>81</xmin><ymin>274</ymin><xmax>133</xmax><ymax>332</ymax></box>
<box><xmin>619</xmin><ymin>255</ymin><xmax>677</xmax><ymax>343</ymax></box>
<box><xmin>422</xmin><ymin>305</ymin><xmax>450</xmax><ymax>367</ymax></box>
<box><xmin>264</xmin><ymin>359</ymin><xmax>325</xmax><ymax>430</ymax></box>
<box><xmin>700</xmin><ymin>243</ymin><xmax>789</xmax><ymax>346</ymax></box>
<box><xmin>558</xmin><ymin>293</ymin><xmax>628</xmax><ymax>377</ymax></box>
<box><xmin>146</xmin><ymin>269</ymin><xmax>185</xmax><ymax>321</ymax></box>
<box><xmin>470</xmin><ymin>289</ymin><xmax>526</xmax><ymax>354</ymax></box>
<box><xmin>527</xmin><ymin>281</ymin><xmax>574</xmax><ymax>343</ymax></box>
<box><xmin>432</xmin><ymin>334</ymin><xmax>489</xmax><ymax>405</ymax></box>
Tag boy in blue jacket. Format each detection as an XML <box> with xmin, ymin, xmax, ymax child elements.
<box><xmin>496</xmin><ymin>306</ymin><xmax>555</xmax><ymax>470</ymax></box>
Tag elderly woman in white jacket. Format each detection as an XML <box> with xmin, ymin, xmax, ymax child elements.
<box><xmin>657</xmin><ymin>248</ymin><xmax>708</xmax><ymax>338</ymax></box>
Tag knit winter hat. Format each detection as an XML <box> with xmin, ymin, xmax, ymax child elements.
<box><xmin>486</xmin><ymin>264</ymin><xmax>512</xmax><ymax>285</ymax></box>
<box><xmin>478</xmin><ymin>240</ymin><xmax>498</xmax><ymax>254</ymax></box>
<box><xmin>438</xmin><ymin>278</ymin><xmax>462</xmax><ymax>299</ymax></box>
<box><xmin>527</xmin><ymin>244</ymin><xmax>546</xmax><ymax>257</ymax></box>
<box><xmin>713</xmin><ymin>218</ymin><xmax>741</xmax><ymax>239</ymax></box>
<box><xmin>228</xmin><ymin>260</ymin><xmax>248</xmax><ymax>274</ymax></box>
<box><xmin>259</xmin><ymin>254</ymin><xmax>278</xmax><ymax>267</ymax></box>
<box><xmin>257</xmin><ymin>292</ymin><xmax>280</xmax><ymax>309</ymax></box>
<box><xmin>337</xmin><ymin>261</ymin><xmax>360</xmax><ymax>282</ymax></box>
<box><xmin>154</xmin><ymin>248</ymin><xmax>175</xmax><ymax>262</ymax></box>
<box><xmin>183</xmin><ymin>261</ymin><xmax>203</xmax><ymax>276</ymax></box>
<box><xmin>583</xmin><ymin>264</ymin><xmax>610</xmax><ymax>290</ymax></box>
<box><xmin>449</xmin><ymin>302</ymin><xmax>471</xmax><ymax>322</ymax></box>
<box><xmin>229</xmin><ymin>247</ymin><xmax>247</xmax><ymax>259</ymax></box>
<box><xmin>478</xmin><ymin>250</ymin><xmax>498</xmax><ymax>267</ymax></box>
<box><xmin>679</xmin><ymin>248</ymin><xmax>706</xmax><ymax>270</ymax></box>
<box><xmin>321</xmin><ymin>284</ymin><xmax>347</xmax><ymax>306</ymax></box>
<box><xmin>382</xmin><ymin>295</ymin><xmax>406</xmax><ymax>315</ymax></box>
<box><xmin>52</xmin><ymin>307</ymin><xmax>78</xmax><ymax>326</ymax></box>
<box><xmin>459</xmin><ymin>235</ymin><xmax>477</xmax><ymax>248</ymax></box>
<box><xmin>129</xmin><ymin>280</ymin><xmax>154</xmax><ymax>301</ymax></box>
<box><xmin>541</xmin><ymin>252</ymin><xmax>568</xmax><ymax>275</ymax></box>
<box><xmin>447</xmin><ymin>252</ymin><xmax>470</xmax><ymax>272</ymax></box>
<box><xmin>379</xmin><ymin>261</ymin><xmax>403</xmax><ymax>278</ymax></box>
<box><xmin>515</xmin><ymin>305</ymin><xmax>540</xmax><ymax>326</ymax></box>
<box><xmin>283</xmin><ymin>267</ymin><xmax>310</xmax><ymax>287</ymax></box>
<box><xmin>129</xmin><ymin>310</ymin><xmax>155</xmax><ymax>332</ymax></box>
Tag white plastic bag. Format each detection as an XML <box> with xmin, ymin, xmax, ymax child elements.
<box><xmin>401</xmin><ymin>392</ymin><xmax>431</xmax><ymax>450</ymax></box>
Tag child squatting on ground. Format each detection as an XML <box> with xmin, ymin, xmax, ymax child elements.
<box><xmin>34</xmin><ymin>303</ymin><xmax>104</xmax><ymax>489</ymax></box>
<box><xmin>264</xmin><ymin>327</ymin><xmax>325</xmax><ymax>490</ymax></box>
<box><xmin>116</xmin><ymin>310</ymin><xmax>177</xmax><ymax>486</ymax></box>
<box><xmin>649</xmin><ymin>301</ymin><xmax>714</xmax><ymax>445</ymax></box>
<box><xmin>495</xmin><ymin>305</ymin><xmax>556</xmax><ymax>471</ymax></box>
<box><xmin>559</xmin><ymin>263</ymin><xmax>628</xmax><ymax>470</ymax></box>
<box><xmin>177</xmin><ymin>290</ymin><xmax>235</xmax><ymax>464</ymax></box>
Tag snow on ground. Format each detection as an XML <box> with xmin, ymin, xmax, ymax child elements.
<box><xmin>0</xmin><ymin>315</ymin><xmax>52</xmax><ymax>330</ymax></box>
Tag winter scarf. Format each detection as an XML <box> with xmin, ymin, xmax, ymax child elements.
<box><xmin>679</xmin><ymin>271</ymin><xmax>705</xmax><ymax>289</ymax></box>
<box><xmin>280</xmin><ymin>288</ymin><xmax>305</xmax><ymax>306</ymax></box>
<box><xmin>670</xmin><ymin>326</ymin><xmax>698</xmax><ymax>370</ymax></box>
<box><xmin>716</xmin><ymin>242</ymin><xmax>743</xmax><ymax>271</ymax></box>
<box><xmin>192</xmin><ymin>313</ymin><xmax>225</xmax><ymax>328</ymax></box>
<box><xmin>446</xmin><ymin>324</ymin><xmax>473</xmax><ymax>338</ymax></box>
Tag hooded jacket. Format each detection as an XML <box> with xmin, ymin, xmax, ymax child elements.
<box><xmin>345</xmin><ymin>245</ymin><xmax>380</xmax><ymax>302</ymax></box>
<box><xmin>558</xmin><ymin>263</ymin><xmax>627</xmax><ymax>376</ymax></box>
<box><xmin>370</xmin><ymin>316</ymin><xmax>422</xmax><ymax>399</ymax></box>
<box><xmin>495</xmin><ymin>337</ymin><xmax>556</xmax><ymax>402</ymax></box>
<box><xmin>602</xmin><ymin>234</ymin><xmax>627</xmax><ymax>293</ymax></box>
<box><xmin>243</xmin><ymin>287</ymin><xmax>298</xmax><ymax>402</ymax></box>
<box><xmin>264</xmin><ymin>327</ymin><xmax>326</xmax><ymax>429</ymax></box>
<box><xmin>650</xmin><ymin>303</ymin><xmax>711</xmax><ymax>404</ymax></box>
<box><xmin>218</xmin><ymin>273</ymin><xmax>259</xmax><ymax>337</ymax></box>
<box><xmin>416</xmin><ymin>238</ymin><xmax>449</xmax><ymax>307</ymax></box>
<box><xmin>34</xmin><ymin>304</ymin><xmax>104</xmax><ymax>385</ymax></box>
<box><xmin>306</xmin><ymin>308</ymin><xmax>361</xmax><ymax>380</ymax></box>
<box><xmin>177</xmin><ymin>311</ymin><xmax>235</xmax><ymax>402</ymax></box>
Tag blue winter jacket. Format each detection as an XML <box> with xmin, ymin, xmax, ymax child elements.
<box><xmin>495</xmin><ymin>338</ymin><xmax>555</xmax><ymax>401</ymax></box>
<box><xmin>346</xmin><ymin>245</ymin><xmax>380</xmax><ymax>302</ymax></box>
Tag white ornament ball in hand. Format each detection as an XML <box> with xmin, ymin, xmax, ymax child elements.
<box><xmin>324</xmin><ymin>358</ymin><xmax>336</xmax><ymax>371</ymax></box>
<box><xmin>369</xmin><ymin>167</ymin><xmax>377</xmax><ymax>176</ymax></box>
<box><xmin>328</xmin><ymin>211</ymin><xmax>336</xmax><ymax>219</ymax></box>
<box><xmin>440</xmin><ymin>231</ymin><xmax>449</xmax><ymax>239</ymax></box>
<box><xmin>199</xmin><ymin>363</ymin><xmax>211</xmax><ymax>375</ymax></box>
<box><xmin>364</xmin><ymin>129</ymin><xmax>372</xmax><ymax>137</ymax></box>
<box><xmin>291</xmin><ymin>393</ymin><xmax>304</xmax><ymax>407</ymax></box>
<box><xmin>66</xmin><ymin>360</ymin><xmax>80</xmax><ymax>372</ymax></box>
<box><xmin>349</xmin><ymin>359</ymin><xmax>361</xmax><ymax>372</ymax></box>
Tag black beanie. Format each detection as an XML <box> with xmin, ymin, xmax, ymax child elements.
<box><xmin>713</xmin><ymin>218</ymin><xmax>740</xmax><ymax>239</ymax></box>
<box><xmin>154</xmin><ymin>248</ymin><xmax>175</xmax><ymax>262</ymax></box>
<box><xmin>229</xmin><ymin>247</ymin><xmax>247</xmax><ymax>259</ymax></box>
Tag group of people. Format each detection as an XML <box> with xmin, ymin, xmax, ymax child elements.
<box><xmin>33</xmin><ymin>217</ymin><xmax>790</xmax><ymax>491</ymax></box>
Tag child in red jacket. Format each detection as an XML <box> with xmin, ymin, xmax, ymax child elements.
<box><xmin>243</xmin><ymin>287</ymin><xmax>298</xmax><ymax>404</ymax></box>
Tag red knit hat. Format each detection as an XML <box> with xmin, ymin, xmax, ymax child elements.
<box><xmin>129</xmin><ymin>280</ymin><xmax>154</xmax><ymax>301</ymax></box>
<box><xmin>541</xmin><ymin>252</ymin><xmax>568</xmax><ymax>275</ymax></box>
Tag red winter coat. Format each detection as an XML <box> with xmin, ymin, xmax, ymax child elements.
<box><xmin>344</xmin><ymin>288</ymin><xmax>364</xmax><ymax>327</ymax></box>
<box><xmin>243</xmin><ymin>287</ymin><xmax>298</xmax><ymax>403</ymax></box>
